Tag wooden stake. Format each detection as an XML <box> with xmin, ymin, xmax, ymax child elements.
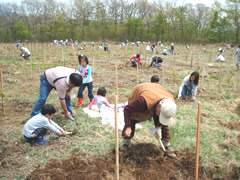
<box><xmin>218</xmin><ymin>63</ymin><xmax>222</xmax><ymax>93</ymax></box>
<box><xmin>136</xmin><ymin>63</ymin><xmax>139</xmax><ymax>84</ymax></box>
<box><xmin>195</xmin><ymin>103</ymin><xmax>201</xmax><ymax>180</ymax></box>
<box><xmin>92</xmin><ymin>56</ymin><xmax>95</xmax><ymax>76</ymax></box>
<box><xmin>30</xmin><ymin>57</ymin><xmax>33</xmax><ymax>80</ymax></box>
<box><xmin>115</xmin><ymin>61</ymin><xmax>118</xmax><ymax>96</ymax></box>
<box><xmin>237</xmin><ymin>70</ymin><xmax>239</xmax><ymax>91</ymax></box>
<box><xmin>43</xmin><ymin>44</ymin><xmax>46</xmax><ymax>62</ymax></box>
<box><xmin>162</xmin><ymin>65</ymin><xmax>165</xmax><ymax>86</ymax></box>
<box><xmin>62</xmin><ymin>47</ymin><xmax>65</xmax><ymax>66</ymax></box>
<box><xmin>201</xmin><ymin>66</ymin><xmax>204</xmax><ymax>88</ymax></box>
<box><xmin>114</xmin><ymin>95</ymin><xmax>119</xmax><ymax>180</ymax></box>
<box><xmin>24</xmin><ymin>59</ymin><xmax>27</xmax><ymax>92</ymax></box>
<box><xmin>0</xmin><ymin>69</ymin><xmax>5</xmax><ymax>116</ymax></box>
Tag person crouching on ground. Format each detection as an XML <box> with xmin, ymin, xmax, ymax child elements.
<box><xmin>149</xmin><ymin>56</ymin><xmax>163</xmax><ymax>68</ymax></box>
<box><xmin>178</xmin><ymin>71</ymin><xmax>199</xmax><ymax>100</ymax></box>
<box><xmin>88</xmin><ymin>87</ymin><xmax>112</xmax><ymax>112</ymax></box>
<box><xmin>129</xmin><ymin>54</ymin><xmax>141</xmax><ymax>67</ymax></box>
<box><xmin>23</xmin><ymin>104</ymin><xmax>72</xmax><ymax>145</ymax></box>
<box><xmin>120</xmin><ymin>82</ymin><xmax>177</xmax><ymax>158</ymax></box>
<box><xmin>75</xmin><ymin>55</ymin><xmax>94</xmax><ymax>106</ymax></box>
<box><xmin>19</xmin><ymin>47</ymin><xmax>31</xmax><ymax>59</ymax></box>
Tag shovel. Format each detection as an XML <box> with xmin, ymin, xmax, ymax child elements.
<box><xmin>148</xmin><ymin>127</ymin><xmax>166</xmax><ymax>152</ymax></box>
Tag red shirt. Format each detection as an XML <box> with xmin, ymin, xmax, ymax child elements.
<box><xmin>129</xmin><ymin>56</ymin><xmax>141</xmax><ymax>64</ymax></box>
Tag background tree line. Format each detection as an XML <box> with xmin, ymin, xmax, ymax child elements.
<box><xmin>0</xmin><ymin>0</ymin><xmax>239</xmax><ymax>44</ymax></box>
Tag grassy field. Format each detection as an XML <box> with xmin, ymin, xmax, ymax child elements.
<box><xmin>0</xmin><ymin>42</ymin><xmax>239</xmax><ymax>179</ymax></box>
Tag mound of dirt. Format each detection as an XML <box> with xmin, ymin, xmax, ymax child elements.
<box><xmin>26</xmin><ymin>143</ymin><xmax>239</xmax><ymax>180</ymax></box>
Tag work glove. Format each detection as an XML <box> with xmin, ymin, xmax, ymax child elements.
<box><xmin>177</xmin><ymin>95</ymin><xmax>181</xmax><ymax>100</ymax></box>
<box><xmin>148</xmin><ymin>127</ymin><xmax>162</xmax><ymax>139</ymax></box>
<box><xmin>192</xmin><ymin>96</ymin><xmax>196</xmax><ymax>100</ymax></box>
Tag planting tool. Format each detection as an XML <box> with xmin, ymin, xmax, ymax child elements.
<box><xmin>148</xmin><ymin>127</ymin><xmax>166</xmax><ymax>152</ymax></box>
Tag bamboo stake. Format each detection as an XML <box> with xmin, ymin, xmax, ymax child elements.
<box><xmin>218</xmin><ymin>63</ymin><xmax>222</xmax><ymax>93</ymax></box>
<box><xmin>136</xmin><ymin>62</ymin><xmax>139</xmax><ymax>84</ymax></box>
<box><xmin>92</xmin><ymin>56</ymin><xmax>95</xmax><ymax>76</ymax></box>
<box><xmin>0</xmin><ymin>69</ymin><xmax>5</xmax><ymax>116</ymax></box>
<box><xmin>191</xmin><ymin>50</ymin><xmax>193</xmax><ymax>68</ymax></box>
<box><xmin>115</xmin><ymin>60</ymin><xmax>118</xmax><ymax>96</ymax></box>
<box><xmin>62</xmin><ymin>46</ymin><xmax>65</xmax><ymax>66</ymax></box>
<box><xmin>174</xmin><ymin>60</ymin><xmax>176</xmax><ymax>83</ymax></box>
<box><xmin>162</xmin><ymin>65</ymin><xmax>165</xmax><ymax>86</ymax></box>
<box><xmin>24</xmin><ymin>58</ymin><xmax>27</xmax><ymax>92</ymax></box>
<box><xmin>114</xmin><ymin>95</ymin><xmax>119</xmax><ymax>180</ymax></box>
<box><xmin>30</xmin><ymin>57</ymin><xmax>33</xmax><ymax>80</ymax></box>
<box><xmin>3</xmin><ymin>43</ymin><xmax>5</xmax><ymax>57</ymax></box>
<box><xmin>195</xmin><ymin>103</ymin><xmax>201</xmax><ymax>180</ymax></box>
<box><xmin>201</xmin><ymin>66</ymin><xmax>204</xmax><ymax>88</ymax></box>
<box><xmin>43</xmin><ymin>44</ymin><xmax>46</xmax><ymax>62</ymax></box>
<box><xmin>48</xmin><ymin>43</ymin><xmax>52</xmax><ymax>68</ymax></box>
<box><xmin>237</xmin><ymin>70</ymin><xmax>239</xmax><ymax>91</ymax></box>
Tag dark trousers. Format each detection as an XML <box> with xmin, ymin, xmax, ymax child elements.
<box><xmin>77</xmin><ymin>82</ymin><xmax>94</xmax><ymax>102</ymax></box>
<box><xmin>24</xmin><ymin>128</ymin><xmax>47</xmax><ymax>143</ymax></box>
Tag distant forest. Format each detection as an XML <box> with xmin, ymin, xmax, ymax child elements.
<box><xmin>0</xmin><ymin>0</ymin><xmax>239</xmax><ymax>43</ymax></box>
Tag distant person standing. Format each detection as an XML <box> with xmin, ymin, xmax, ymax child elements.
<box><xmin>75</xmin><ymin>55</ymin><xmax>94</xmax><ymax>106</ymax></box>
<box><xmin>125</xmin><ymin>39</ymin><xmax>128</xmax><ymax>46</ymax></box>
<box><xmin>171</xmin><ymin>43</ymin><xmax>174</xmax><ymax>56</ymax></box>
<box><xmin>151</xmin><ymin>43</ymin><xmax>156</xmax><ymax>53</ymax></box>
<box><xmin>233</xmin><ymin>45</ymin><xmax>240</xmax><ymax>71</ymax></box>
<box><xmin>20</xmin><ymin>47</ymin><xmax>31</xmax><ymax>59</ymax></box>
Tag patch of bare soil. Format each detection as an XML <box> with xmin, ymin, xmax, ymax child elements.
<box><xmin>26</xmin><ymin>143</ymin><xmax>239</xmax><ymax>180</ymax></box>
<box><xmin>217</xmin><ymin>120</ymin><xmax>240</xmax><ymax>130</ymax></box>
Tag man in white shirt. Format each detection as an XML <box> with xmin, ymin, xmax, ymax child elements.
<box><xmin>30</xmin><ymin>67</ymin><xmax>82</xmax><ymax>120</ymax></box>
<box><xmin>20</xmin><ymin>47</ymin><xmax>31</xmax><ymax>59</ymax></box>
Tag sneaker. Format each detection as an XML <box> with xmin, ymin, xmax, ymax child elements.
<box><xmin>34</xmin><ymin>137</ymin><xmax>48</xmax><ymax>146</ymax></box>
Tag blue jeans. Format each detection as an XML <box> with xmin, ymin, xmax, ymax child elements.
<box><xmin>171</xmin><ymin>49</ymin><xmax>174</xmax><ymax>55</ymax></box>
<box><xmin>236</xmin><ymin>58</ymin><xmax>240</xmax><ymax>69</ymax></box>
<box><xmin>151</xmin><ymin>46</ymin><xmax>154</xmax><ymax>53</ymax></box>
<box><xmin>181</xmin><ymin>85</ymin><xmax>193</xmax><ymax>97</ymax></box>
<box><xmin>77</xmin><ymin>81</ymin><xmax>94</xmax><ymax>102</ymax></box>
<box><xmin>30</xmin><ymin>74</ymin><xmax>74</xmax><ymax>118</ymax></box>
<box><xmin>153</xmin><ymin>63</ymin><xmax>161</xmax><ymax>67</ymax></box>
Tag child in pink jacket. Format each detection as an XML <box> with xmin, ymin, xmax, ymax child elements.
<box><xmin>88</xmin><ymin>87</ymin><xmax>112</xmax><ymax>112</ymax></box>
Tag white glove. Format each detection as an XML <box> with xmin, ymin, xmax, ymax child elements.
<box><xmin>192</xmin><ymin>96</ymin><xmax>196</xmax><ymax>100</ymax></box>
<box><xmin>156</xmin><ymin>128</ymin><xmax>162</xmax><ymax>139</ymax></box>
<box><xmin>148</xmin><ymin>127</ymin><xmax>162</xmax><ymax>138</ymax></box>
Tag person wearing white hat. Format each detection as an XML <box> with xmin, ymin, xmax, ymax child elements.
<box><xmin>120</xmin><ymin>82</ymin><xmax>177</xmax><ymax>158</ymax></box>
<box><xmin>19</xmin><ymin>46</ymin><xmax>31</xmax><ymax>59</ymax></box>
